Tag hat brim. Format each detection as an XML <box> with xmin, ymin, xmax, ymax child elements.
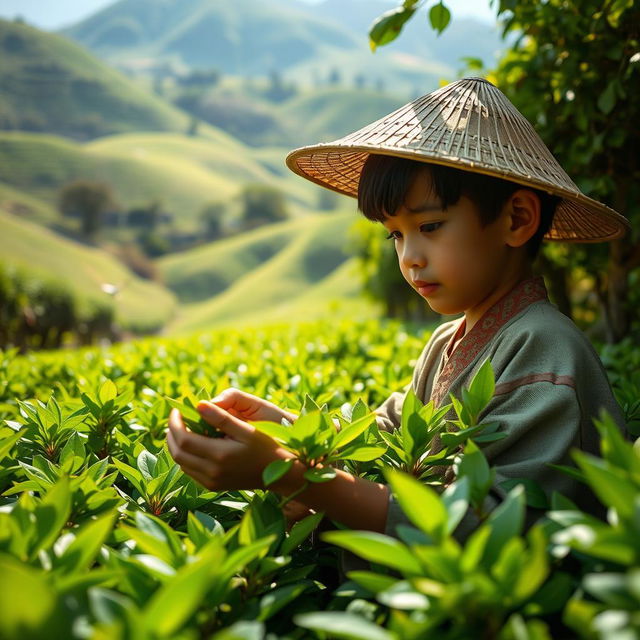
<box><xmin>286</xmin><ymin>143</ymin><xmax>630</xmax><ymax>243</ymax></box>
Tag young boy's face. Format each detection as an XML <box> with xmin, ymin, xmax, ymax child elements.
<box><xmin>382</xmin><ymin>167</ymin><xmax>521</xmax><ymax>327</ymax></box>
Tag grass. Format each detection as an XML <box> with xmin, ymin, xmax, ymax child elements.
<box><xmin>0</xmin><ymin>210</ymin><xmax>175</xmax><ymax>331</ymax></box>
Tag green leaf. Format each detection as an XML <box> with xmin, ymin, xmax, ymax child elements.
<box><xmin>304</xmin><ymin>467</ymin><xmax>337</xmax><ymax>483</ymax></box>
<box><xmin>500</xmin><ymin>477</ymin><xmax>549</xmax><ymax>510</ymax></box>
<box><xmin>99</xmin><ymin>379</ymin><xmax>118</xmax><ymax>404</ymax></box>
<box><xmin>465</xmin><ymin>358</ymin><xmax>495</xmax><ymax>421</ymax></box>
<box><xmin>483</xmin><ymin>485</ymin><xmax>525</xmax><ymax>567</ymax></box>
<box><xmin>56</xmin><ymin>510</ymin><xmax>117</xmax><ymax>576</ymax></box>
<box><xmin>322</xmin><ymin>530</ymin><xmax>418</xmax><ymax>575</ymax></box>
<box><xmin>258</xmin><ymin>582</ymin><xmax>309</xmax><ymax>621</ymax></box>
<box><xmin>295</xmin><ymin>611</ymin><xmax>396</xmax><ymax>640</ymax></box>
<box><xmin>89</xmin><ymin>588</ymin><xmax>138</xmax><ymax>627</ymax></box>
<box><xmin>429</xmin><ymin>1</ymin><xmax>451</xmax><ymax>34</ymax></box>
<box><xmin>338</xmin><ymin>445</ymin><xmax>387</xmax><ymax>462</ymax></box>
<box><xmin>143</xmin><ymin>556</ymin><xmax>220</xmax><ymax>637</ymax></box>
<box><xmin>251</xmin><ymin>420</ymin><xmax>293</xmax><ymax>444</ymax></box>
<box><xmin>262</xmin><ymin>458</ymin><xmax>294</xmax><ymax>487</ymax></box>
<box><xmin>33</xmin><ymin>477</ymin><xmax>72</xmax><ymax>556</ymax></box>
<box><xmin>574</xmin><ymin>451</ymin><xmax>636</xmax><ymax>518</ymax></box>
<box><xmin>333</xmin><ymin>413</ymin><xmax>377</xmax><ymax>449</ymax></box>
<box><xmin>347</xmin><ymin>570</ymin><xmax>397</xmax><ymax>594</ymax></box>
<box><xmin>351</xmin><ymin>398</ymin><xmax>369</xmax><ymax>422</ymax></box>
<box><xmin>377</xmin><ymin>581</ymin><xmax>430</xmax><ymax>610</ymax></box>
<box><xmin>513</xmin><ymin>525</ymin><xmax>549</xmax><ymax>602</ymax></box>
<box><xmin>210</xmin><ymin>620</ymin><xmax>265</xmax><ymax>640</ymax></box>
<box><xmin>137</xmin><ymin>450</ymin><xmax>158</xmax><ymax>481</ymax></box>
<box><xmin>598</xmin><ymin>80</ymin><xmax>617</xmax><ymax>114</ymax></box>
<box><xmin>60</xmin><ymin>432</ymin><xmax>86</xmax><ymax>474</ymax></box>
<box><xmin>112</xmin><ymin>458</ymin><xmax>145</xmax><ymax>496</ymax></box>
<box><xmin>0</xmin><ymin>553</ymin><xmax>70</xmax><ymax>639</ymax></box>
<box><xmin>385</xmin><ymin>469</ymin><xmax>447</xmax><ymax>542</ymax></box>
<box><xmin>0</xmin><ymin>431</ymin><xmax>21</xmax><ymax>461</ymax></box>
<box><xmin>369</xmin><ymin>6</ymin><xmax>416</xmax><ymax>52</ymax></box>
<box><xmin>441</xmin><ymin>476</ymin><xmax>470</xmax><ymax>534</ymax></box>
<box><xmin>281</xmin><ymin>511</ymin><xmax>324</xmax><ymax>555</ymax></box>
<box><xmin>594</xmin><ymin>410</ymin><xmax>636</xmax><ymax>470</ymax></box>
<box><xmin>454</xmin><ymin>440</ymin><xmax>493</xmax><ymax>508</ymax></box>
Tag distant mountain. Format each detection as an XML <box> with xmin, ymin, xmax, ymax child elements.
<box><xmin>61</xmin><ymin>0</ymin><xmax>502</xmax><ymax>94</ymax></box>
<box><xmin>305</xmin><ymin>0</ymin><xmax>503</xmax><ymax>70</ymax></box>
<box><xmin>0</xmin><ymin>18</ymin><xmax>194</xmax><ymax>139</ymax></box>
<box><xmin>62</xmin><ymin>0</ymin><xmax>359</xmax><ymax>73</ymax></box>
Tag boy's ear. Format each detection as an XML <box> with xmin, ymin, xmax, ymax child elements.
<box><xmin>503</xmin><ymin>189</ymin><xmax>541</xmax><ymax>248</ymax></box>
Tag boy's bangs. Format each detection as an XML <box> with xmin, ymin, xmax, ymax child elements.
<box><xmin>357</xmin><ymin>155</ymin><xmax>422</xmax><ymax>222</ymax></box>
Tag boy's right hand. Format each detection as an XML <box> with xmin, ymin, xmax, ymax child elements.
<box><xmin>211</xmin><ymin>389</ymin><xmax>297</xmax><ymax>425</ymax></box>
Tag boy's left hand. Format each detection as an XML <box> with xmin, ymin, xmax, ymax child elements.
<box><xmin>167</xmin><ymin>401</ymin><xmax>293</xmax><ymax>491</ymax></box>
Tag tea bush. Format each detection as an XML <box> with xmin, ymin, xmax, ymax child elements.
<box><xmin>0</xmin><ymin>319</ymin><xmax>638</xmax><ymax>639</ymax></box>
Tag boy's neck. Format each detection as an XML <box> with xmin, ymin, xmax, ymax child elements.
<box><xmin>463</xmin><ymin>265</ymin><xmax>534</xmax><ymax>336</ymax></box>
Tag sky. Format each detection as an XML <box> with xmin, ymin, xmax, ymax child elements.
<box><xmin>0</xmin><ymin>0</ymin><xmax>495</xmax><ymax>30</ymax></box>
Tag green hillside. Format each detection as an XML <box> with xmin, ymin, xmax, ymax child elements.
<box><xmin>159</xmin><ymin>217</ymin><xmax>314</xmax><ymax>303</ymax></box>
<box><xmin>0</xmin><ymin>209</ymin><xmax>175</xmax><ymax>331</ymax></box>
<box><xmin>0</xmin><ymin>18</ymin><xmax>194</xmax><ymax>139</ymax></box>
<box><xmin>0</xmin><ymin>131</ymin><xmax>319</xmax><ymax>230</ymax></box>
<box><xmin>277</xmin><ymin>87</ymin><xmax>406</xmax><ymax>146</ymax></box>
<box><xmin>163</xmin><ymin>211</ymin><xmax>373</xmax><ymax>333</ymax></box>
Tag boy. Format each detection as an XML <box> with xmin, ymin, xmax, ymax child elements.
<box><xmin>167</xmin><ymin>78</ymin><xmax>629</xmax><ymax>538</ymax></box>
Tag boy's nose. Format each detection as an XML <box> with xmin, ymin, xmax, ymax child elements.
<box><xmin>400</xmin><ymin>241</ymin><xmax>427</xmax><ymax>269</ymax></box>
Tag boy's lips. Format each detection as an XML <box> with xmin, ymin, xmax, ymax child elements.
<box><xmin>413</xmin><ymin>280</ymin><xmax>440</xmax><ymax>296</ymax></box>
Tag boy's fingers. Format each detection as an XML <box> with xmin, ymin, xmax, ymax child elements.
<box><xmin>168</xmin><ymin>408</ymin><xmax>219</xmax><ymax>454</ymax></box>
<box><xmin>211</xmin><ymin>389</ymin><xmax>260</xmax><ymax>418</ymax></box>
<box><xmin>167</xmin><ymin>430</ymin><xmax>211</xmax><ymax>473</ymax></box>
<box><xmin>197</xmin><ymin>401</ymin><xmax>254</xmax><ymax>441</ymax></box>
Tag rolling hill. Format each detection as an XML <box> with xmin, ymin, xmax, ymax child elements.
<box><xmin>0</xmin><ymin>18</ymin><xmax>194</xmax><ymax>139</ymax></box>
<box><xmin>0</xmin><ymin>208</ymin><xmax>176</xmax><ymax>331</ymax></box>
<box><xmin>162</xmin><ymin>210</ymin><xmax>376</xmax><ymax>333</ymax></box>
<box><xmin>0</xmin><ymin>131</ymin><xmax>321</xmax><ymax>230</ymax></box>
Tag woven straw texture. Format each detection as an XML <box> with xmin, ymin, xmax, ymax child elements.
<box><xmin>286</xmin><ymin>78</ymin><xmax>629</xmax><ymax>242</ymax></box>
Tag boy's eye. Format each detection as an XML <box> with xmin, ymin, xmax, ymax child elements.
<box><xmin>385</xmin><ymin>222</ymin><xmax>443</xmax><ymax>240</ymax></box>
<box><xmin>420</xmin><ymin>222</ymin><xmax>443</xmax><ymax>233</ymax></box>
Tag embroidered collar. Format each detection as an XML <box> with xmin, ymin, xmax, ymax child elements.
<box><xmin>431</xmin><ymin>276</ymin><xmax>548</xmax><ymax>407</ymax></box>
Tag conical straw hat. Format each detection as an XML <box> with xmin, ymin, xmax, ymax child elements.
<box><xmin>286</xmin><ymin>77</ymin><xmax>629</xmax><ymax>242</ymax></box>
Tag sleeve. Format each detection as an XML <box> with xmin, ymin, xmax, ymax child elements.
<box><xmin>374</xmin><ymin>390</ymin><xmax>406</xmax><ymax>433</ymax></box>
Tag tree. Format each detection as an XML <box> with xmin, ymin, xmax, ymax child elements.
<box><xmin>367</xmin><ymin>0</ymin><xmax>640</xmax><ymax>342</ymax></box>
<box><xmin>240</xmin><ymin>184</ymin><xmax>288</xmax><ymax>229</ymax></box>
<box><xmin>126</xmin><ymin>200</ymin><xmax>161</xmax><ymax>230</ymax></box>
<box><xmin>58</xmin><ymin>180</ymin><xmax>114</xmax><ymax>239</ymax></box>
<box><xmin>199</xmin><ymin>201</ymin><xmax>226</xmax><ymax>240</ymax></box>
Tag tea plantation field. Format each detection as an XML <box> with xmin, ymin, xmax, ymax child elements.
<box><xmin>1</xmin><ymin>320</ymin><xmax>639</xmax><ymax>639</ymax></box>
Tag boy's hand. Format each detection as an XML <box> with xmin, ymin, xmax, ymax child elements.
<box><xmin>211</xmin><ymin>388</ymin><xmax>297</xmax><ymax>425</ymax></box>
<box><xmin>167</xmin><ymin>401</ymin><xmax>295</xmax><ymax>491</ymax></box>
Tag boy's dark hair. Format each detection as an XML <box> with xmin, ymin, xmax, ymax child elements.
<box><xmin>357</xmin><ymin>155</ymin><xmax>559</xmax><ymax>258</ymax></box>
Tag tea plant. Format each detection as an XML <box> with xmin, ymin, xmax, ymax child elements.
<box><xmin>0</xmin><ymin>318</ymin><xmax>637</xmax><ymax>639</ymax></box>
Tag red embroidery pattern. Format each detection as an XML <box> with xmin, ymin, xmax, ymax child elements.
<box><xmin>431</xmin><ymin>276</ymin><xmax>549</xmax><ymax>407</ymax></box>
